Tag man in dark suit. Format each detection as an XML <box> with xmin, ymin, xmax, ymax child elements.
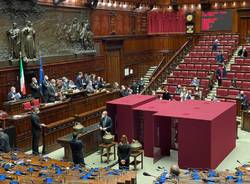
<box><xmin>69</xmin><ymin>133</ymin><xmax>85</xmax><ymax>165</ymax></box>
<box><xmin>99</xmin><ymin>111</ymin><xmax>113</xmax><ymax>135</ymax></box>
<box><xmin>7</xmin><ymin>86</ymin><xmax>21</xmax><ymax>101</ymax></box>
<box><xmin>76</xmin><ymin>72</ymin><xmax>84</xmax><ymax>89</ymax></box>
<box><xmin>238</xmin><ymin>47</ymin><xmax>248</xmax><ymax>58</ymax></box>
<box><xmin>42</xmin><ymin>75</ymin><xmax>50</xmax><ymax>103</ymax></box>
<box><xmin>238</xmin><ymin>91</ymin><xmax>249</xmax><ymax>110</ymax></box>
<box><xmin>0</xmin><ymin>128</ymin><xmax>10</xmax><ymax>153</ymax></box>
<box><xmin>212</xmin><ymin>39</ymin><xmax>219</xmax><ymax>52</ymax></box>
<box><xmin>31</xmin><ymin>107</ymin><xmax>45</xmax><ymax>155</ymax></box>
<box><xmin>30</xmin><ymin>77</ymin><xmax>40</xmax><ymax>99</ymax></box>
<box><xmin>215</xmin><ymin>50</ymin><xmax>225</xmax><ymax>64</ymax></box>
<box><xmin>162</xmin><ymin>89</ymin><xmax>172</xmax><ymax>101</ymax></box>
<box><xmin>48</xmin><ymin>79</ymin><xmax>58</xmax><ymax>103</ymax></box>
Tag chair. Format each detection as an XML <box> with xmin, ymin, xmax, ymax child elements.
<box><xmin>222</xmin><ymin>80</ymin><xmax>231</xmax><ymax>88</ymax></box>
<box><xmin>167</xmin><ymin>78</ymin><xmax>175</xmax><ymax>84</ymax></box>
<box><xmin>236</xmin><ymin>73</ymin><xmax>245</xmax><ymax>80</ymax></box>
<box><xmin>231</xmin><ymin>65</ymin><xmax>240</xmax><ymax>72</ymax></box>
<box><xmin>187</xmin><ymin>64</ymin><xmax>194</xmax><ymax>69</ymax></box>
<box><xmin>227</xmin><ymin>72</ymin><xmax>235</xmax><ymax>79</ymax></box>
<box><xmin>23</xmin><ymin>102</ymin><xmax>32</xmax><ymax>111</ymax></box>
<box><xmin>217</xmin><ymin>88</ymin><xmax>228</xmax><ymax>97</ymax></box>
<box><xmin>168</xmin><ymin>85</ymin><xmax>176</xmax><ymax>93</ymax></box>
<box><xmin>32</xmin><ymin>99</ymin><xmax>40</xmax><ymax>107</ymax></box>
<box><xmin>228</xmin><ymin>89</ymin><xmax>239</xmax><ymax>96</ymax></box>
<box><xmin>242</xmin><ymin>81</ymin><xmax>250</xmax><ymax>89</ymax></box>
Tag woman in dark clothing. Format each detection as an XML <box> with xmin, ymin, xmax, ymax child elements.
<box><xmin>117</xmin><ymin>135</ymin><xmax>131</xmax><ymax>170</ymax></box>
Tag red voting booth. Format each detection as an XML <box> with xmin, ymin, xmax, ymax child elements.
<box><xmin>107</xmin><ymin>95</ymin><xmax>236</xmax><ymax>169</ymax></box>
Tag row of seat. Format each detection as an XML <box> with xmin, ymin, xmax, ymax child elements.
<box><xmin>189</xmin><ymin>51</ymin><xmax>229</xmax><ymax>58</ymax></box>
<box><xmin>165</xmin><ymin>84</ymin><xmax>206</xmax><ymax>94</ymax></box>
<box><xmin>194</xmin><ymin>45</ymin><xmax>234</xmax><ymax>50</ymax></box>
<box><xmin>184</xmin><ymin>57</ymin><xmax>227</xmax><ymax>64</ymax></box>
<box><xmin>217</xmin><ymin>88</ymin><xmax>250</xmax><ymax>99</ymax></box>
<box><xmin>23</xmin><ymin>99</ymin><xmax>40</xmax><ymax>110</ymax></box>
<box><xmin>231</xmin><ymin>64</ymin><xmax>250</xmax><ymax>72</ymax></box>
<box><xmin>179</xmin><ymin>63</ymin><xmax>219</xmax><ymax>71</ymax></box>
<box><xmin>167</xmin><ymin>77</ymin><xmax>210</xmax><ymax>87</ymax></box>
<box><xmin>198</xmin><ymin>40</ymin><xmax>237</xmax><ymax>45</ymax></box>
<box><xmin>200</xmin><ymin>35</ymin><xmax>239</xmax><ymax>41</ymax></box>
<box><xmin>235</xmin><ymin>58</ymin><xmax>250</xmax><ymax>64</ymax></box>
<box><xmin>224</xmin><ymin>72</ymin><xmax>250</xmax><ymax>80</ymax></box>
<box><xmin>221</xmin><ymin>79</ymin><xmax>250</xmax><ymax>89</ymax></box>
<box><xmin>172</xmin><ymin>70</ymin><xmax>211</xmax><ymax>78</ymax></box>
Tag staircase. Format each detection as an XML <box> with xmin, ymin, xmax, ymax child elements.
<box><xmin>142</xmin><ymin>66</ymin><xmax>157</xmax><ymax>87</ymax></box>
<box><xmin>141</xmin><ymin>39</ymin><xmax>193</xmax><ymax>95</ymax></box>
<box><xmin>206</xmin><ymin>46</ymin><xmax>242</xmax><ymax>100</ymax></box>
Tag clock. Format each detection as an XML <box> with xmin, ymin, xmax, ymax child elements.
<box><xmin>186</xmin><ymin>14</ymin><xmax>194</xmax><ymax>22</ymax></box>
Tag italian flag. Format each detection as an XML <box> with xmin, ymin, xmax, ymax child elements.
<box><xmin>19</xmin><ymin>57</ymin><xmax>26</xmax><ymax>95</ymax></box>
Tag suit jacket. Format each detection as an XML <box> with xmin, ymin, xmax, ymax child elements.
<box><xmin>31</xmin><ymin>112</ymin><xmax>42</xmax><ymax>134</ymax></box>
<box><xmin>47</xmin><ymin>84</ymin><xmax>57</xmax><ymax>102</ymax></box>
<box><xmin>30</xmin><ymin>82</ymin><xmax>40</xmax><ymax>99</ymax></box>
<box><xmin>42</xmin><ymin>80</ymin><xmax>50</xmax><ymax>97</ymax></box>
<box><xmin>117</xmin><ymin>143</ymin><xmax>130</xmax><ymax>162</ymax></box>
<box><xmin>0</xmin><ymin>132</ymin><xmax>10</xmax><ymax>153</ymax></box>
<box><xmin>76</xmin><ymin>76</ymin><xmax>83</xmax><ymax>89</ymax></box>
<box><xmin>70</xmin><ymin>139</ymin><xmax>84</xmax><ymax>164</ymax></box>
<box><xmin>162</xmin><ymin>92</ymin><xmax>172</xmax><ymax>101</ymax></box>
<box><xmin>7</xmin><ymin>91</ymin><xmax>16</xmax><ymax>101</ymax></box>
<box><xmin>100</xmin><ymin>116</ymin><xmax>112</xmax><ymax>132</ymax></box>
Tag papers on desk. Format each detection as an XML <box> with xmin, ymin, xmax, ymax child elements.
<box><xmin>15</xmin><ymin>93</ymin><xmax>21</xmax><ymax>100</ymax></box>
<box><xmin>12</xmin><ymin>115</ymin><xmax>24</xmax><ymax>119</ymax></box>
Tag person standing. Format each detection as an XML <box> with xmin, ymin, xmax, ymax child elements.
<box><xmin>42</xmin><ymin>75</ymin><xmax>50</xmax><ymax>103</ymax></box>
<box><xmin>99</xmin><ymin>111</ymin><xmax>113</xmax><ymax>135</ymax></box>
<box><xmin>31</xmin><ymin>107</ymin><xmax>45</xmax><ymax>155</ymax></box>
<box><xmin>69</xmin><ymin>133</ymin><xmax>85</xmax><ymax>165</ymax></box>
<box><xmin>30</xmin><ymin>77</ymin><xmax>40</xmax><ymax>99</ymax></box>
<box><xmin>117</xmin><ymin>135</ymin><xmax>131</xmax><ymax>170</ymax></box>
<box><xmin>0</xmin><ymin>128</ymin><xmax>11</xmax><ymax>153</ymax></box>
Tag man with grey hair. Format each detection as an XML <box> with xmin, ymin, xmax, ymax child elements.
<box><xmin>99</xmin><ymin>111</ymin><xmax>113</xmax><ymax>136</ymax></box>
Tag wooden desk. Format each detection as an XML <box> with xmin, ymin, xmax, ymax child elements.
<box><xmin>99</xmin><ymin>142</ymin><xmax>116</xmax><ymax>164</ymax></box>
<box><xmin>130</xmin><ymin>150</ymin><xmax>143</xmax><ymax>170</ymax></box>
<box><xmin>57</xmin><ymin>123</ymin><xmax>102</xmax><ymax>161</ymax></box>
<box><xmin>6</xmin><ymin>91</ymin><xmax>120</xmax><ymax>151</ymax></box>
<box><xmin>3</xmin><ymin>97</ymin><xmax>33</xmax><ymax>115</ymax></box>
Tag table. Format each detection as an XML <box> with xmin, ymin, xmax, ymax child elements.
<box><xmin>106</xmin><ymin>95</ymin><xmax>156</xmax><ymax>142</ymax></box>
<box><xmin>99</xmin><ymin>142</ymin><xmax>116</xmax><ymax>163</ymax></box>
<box><xmin>3</xmin><ymin>97</ymin><xmax>33</xmax><ymax>115</ymax></box>
<box><xmin>130</xmin><ymin>150</ymin><xmax>143</xmax><ymax>170</ymax></box>
<box><xmin>57</xmin><ymin>123</ymin><xmax>102</xmax><ymax>161</ymax></box>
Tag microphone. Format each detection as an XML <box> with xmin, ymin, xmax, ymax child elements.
<box><xmin>143</xmin><ymin>172</ymin><xmax>157</xmax><ymax>178</ymax></box>
<box><xmin>237</xmin><ymin>160</ymin><xmax>243</xmax><ymax>165</ymax></box>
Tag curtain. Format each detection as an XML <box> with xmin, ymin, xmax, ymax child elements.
<box><xmin>148</xmin><ymin>10</ymin><xmax>186</xmax><ymax>34</ymax></box>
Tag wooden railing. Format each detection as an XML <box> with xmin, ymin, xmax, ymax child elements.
<box><xmin>141</xmin><ymin>38</ymin><xmax>194</xmax><ymax>95</ymax></box>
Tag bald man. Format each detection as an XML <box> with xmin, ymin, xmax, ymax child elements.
<box><xmin>99</xmin><ymin>111</ymin><xmax>113</xmax><ymax>135</ymax></box>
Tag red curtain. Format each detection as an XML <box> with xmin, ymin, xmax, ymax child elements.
<box><xmin>148</xmin><ymin>11</ymin><xmax>185</xmax><ymax>34</ymax></box>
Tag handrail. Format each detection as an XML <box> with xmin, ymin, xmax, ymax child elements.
<box><xmin>141</xmin><ymin>39</ymin><xmax>192</xmax><ymax>94</ymax></box>
<box><xmin>149</xmin><ymin>56</ymin><xmax>166</xmax><ymax>81</ymax></box>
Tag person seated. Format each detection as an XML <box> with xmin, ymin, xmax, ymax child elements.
<box><xmin>237</xmin><ymin>91</ymin><xmax>249</xmax><ymax>110</ymax></box>
<box><xmin>180</xmin><ymin>87</ymin><xmax>187</xmax><ymax>102</ymax></box>
<box><xmin>212</xmin><ymin>39</ymin><xmax>219</xmax><ymax>52</ymax></box>
<box><xmin>30</xmin><ymin>77</ymin><xmax>40</xmax><ymax>99</ymax></box>
<box><xmin>93</xmin><ymin>76</ymin><xmax>104</xmax><ymax>90</ymax></box>
<box><xmin>194</xmin><ymin>87</ymin><xmax>202</xmax><ymax>100</ymax></box>
<box><xmin>75</xmin><ymin>72</ymin><xmax>84</xmax><ymax>90</ymax></box>
<box><xmin>113</xmin><ymin>82</ymin><xmax>120</xmax><ymax>90</ymax></box>
<box><xmin>0</xmin><ymin>128</ymin><xmax>10</xmax><ymax>153</ymax></box>
<box><xmin>215</xmin><ymin>50</ymin><xmax>225</xmax><ymax>64</ymax></box>
<box><xmin>191</xmin><ymin>77</ymin><xmax>200</xmax><ymax>87</ymax></box>
<box><xmin>231</xmin><ymin>79</ymin><xmax>237</xmax><ymax>88</ymax></box>
<box><xmin>131</xmin><ymin>81</ymin><xmax>139</xmax><ymax>94</ymax></box>
<box><xmin>69</xmin><ymin>133</ymin><xmax>85</xmax><ymax>165</ymax></box>
<box><xmin>117</xmin><ymin>135</ymin><xmax>131</xmax><ymax>170</ymax></box>
<box><xmin>61</xmin><ymin>77</ymin><xmax>69</xmax><ymax>91</ymax></box>
<box><xmin>238</xmin><ymin>47</ymin><xmax>248</xmax><ymax>58</ymax></box>
<box><xmin>120</xmin><ymin>85</ymin><xmax>129</xmax><ymax>97</ymax></box>
<box><xmin>7</xmin><ymin>86</ymin><xmax>21</xmax><ymax>101</ymax></box>
<box><xmin>99</xmin><ymin>111</ymin><xmax>113</xmax><ymax>136</ymax></box>
<box><xmin>86</xmin><ymin>81</ymin><xmax>95</xmax><ymax>93</ymax></box>
<box><xmin>162</xmin><ymin>88</ymin><xmax>172</xmax><ymax>101</ymax></box>
<box><xmin>137</xmin><ymin>78</ymin><xmax>144</xmax><ymax>93</ymax></box>
<box><xmin>175</xmin><ymin>85</ymin><xmax>182</xmax><ymax>94</ymax></box>
<box><xmin>185</xmin><ymin>90</ymin><xmax>192</xmax><ymax>100</ymax></box>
